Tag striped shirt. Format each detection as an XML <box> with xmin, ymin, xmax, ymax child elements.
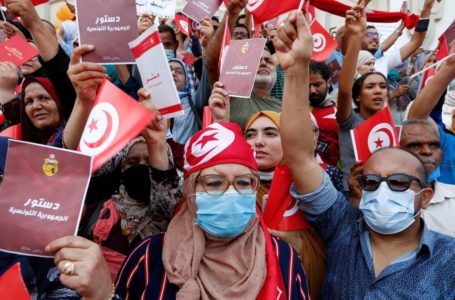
<box><xmin>115</xmin><ymin>234</ymin><xmax>310</xmax><ymax>300</ymax></box>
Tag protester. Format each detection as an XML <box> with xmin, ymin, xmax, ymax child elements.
<box><xmin>45</xmin><ymin>121</ymin><xmax>310</xmax><ymax>299</ymax></box>
<box><xmin>277</xmin><ymin>7</ymin><xmax>455</xmax><ymax>298</ymax></box>
<box><xmin>335</xmin><ymin>4</ymin><xmax>389</xmax><ymax>192</ymax></box>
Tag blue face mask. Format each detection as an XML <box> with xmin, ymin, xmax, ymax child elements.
<box><xmin>165</xmin><ymin>49</ymin><xmax>176</xmax><ymax>60</ymax></box>
<box><xmin>195</xmin><ymin>189</ymin><xmax>257</xmax><ymax>238</ymax></box>
<box><xmin>359</xmin><ymin>182</ymin><xmax>422</xmax><ymax>235</ymax></box>
<box><xmin>428</xmin><ymin>166</ymin><xmax>440</xmax><ymax>182</ymax></box>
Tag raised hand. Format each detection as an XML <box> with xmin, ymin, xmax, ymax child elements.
<box><xmin>208</xmin><ymin>81</ymin><xmax>230</xmax><ymax>123</ymax></box>
<box><xmin>345</xmin><ymin>0</ymin><xmax>367</xmax><ymax>36</ymax></box>
<box><xmin>273</xmin><ymin>10</ymin><xmax>313</xmax><ymax>71</ymax></box>
<box><xmin>5</xmin><ymin>0</ymin><xmax>41</xmax><ymax>29</ymax></box>
<box><xmin>0</xmin><ymin>62</ymin><xmax>19</xmax><ymax>102</ymax></box>
<box><xmin>67</xmin><ymin>45</ymin><xmax>107</xmax><ymax>104</ymax></box>
<box><xmin>227</xmin><ymin>0</ymin><xmax>248</xmax><ymax>17</ymax></box>
<box><xmin>200</xmin><ymin>17</ymin><xmax>215</xmax><ymax>49</ymax></box>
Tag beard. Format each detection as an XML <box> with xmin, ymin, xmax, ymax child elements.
<box><xmin>254</xmin><ymin>72</ymin><xmax>277</xmax><ymax>92</ymax></box>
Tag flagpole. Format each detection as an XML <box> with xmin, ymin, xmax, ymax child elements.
<box><xmin>409</xmin><ymin>52</ymin><xmax>455</xmax><ymax>79</ymax></box>
<box><xmin>0</xmin><ymin>7</ymin><xmax>6</xmax><ymax>22</ymax></box>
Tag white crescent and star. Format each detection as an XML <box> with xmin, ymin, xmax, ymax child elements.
<box><xmin>79</xmin><ymin>102</ymin><xmax>120</xmax><ymax>156</ymax></box>
<box><xmin>367</xmin><ymin>123</ymin><xmax>397</xmax><ymax>153</ymax></box>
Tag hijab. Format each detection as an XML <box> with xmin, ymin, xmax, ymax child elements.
<box><xmin>20</xmin><ymin>77</ymin><xmax>64</xmax><ymax>144</ymax></box>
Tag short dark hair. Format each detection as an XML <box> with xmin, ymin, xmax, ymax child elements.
<box><xmin>236</xmin><ymin>14</ymin><xmax>246</xmax><ymax>24</ymax></box>
<box><xmin>366</xmin><ymin>25</ymin><xmax>377</xmax><ymax>30</ymax></box>
<box><xmin>402</xmin><ymin>119</ymin><xmax>440</xmax><ymax>139</ymax></box>
<box><xmin>211</xmin><ymin>16</ymin><xmax>220</xmax><ymax>23</ymax></box>
<box><xmin>309</xmin><ymin>60</ymin><xmax>330</xmax><ymax>81</ymax></box>
<box><xmin>352</xmin><ymin>72</ymin><xmax>389</xmax><ymax>105</ymax></box>
<box><xmin>158</xmin><ymin>24</ymin><xmax>177</xmax><ymax>44</ymax></box>
<box><xmin>234</xmin><ymin>24</ymin><xmax>250</xmax><ymax>38</ymax></box>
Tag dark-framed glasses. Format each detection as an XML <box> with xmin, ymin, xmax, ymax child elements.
<box><xmin>196</xmin><ymin>174</ymin><xmax>260</xmax><ymax>196</ymax></box>
<box><xmin>358</xmin><ymin>173</ymin><xmax>425</xmax><ymax>192</ymax></box>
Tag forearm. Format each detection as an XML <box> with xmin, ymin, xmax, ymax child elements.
<box><xmin>147</xmin><ymin>142</ymin><xmax>170</xmax><ymax>171</ymax></box>
<box><xmin>63</xmin><ymin>100</ymin><xmax>94</xmax><ymax>149</ymax></box>
<box><xmin>337</xmin><ymin>34</ymin><xmax>362</xmax><ymax>122</ymax></box>
<box><xmin>380</xmin><ymin>22</ymin><xmax>404</xmax><ymax>53</ymax></box>
<box><xmin>282</xmin><ymin>64</ymin><xmax>323</xmax><ymax>193</ymax></box>
<box><xmin>28</xmin><ymin>21</ymin><xmax>59</xmax><ymax>62</ymax></box>
<box><xmin>408</xmin><ymin>64</ymin><xmax>455</xmax><ymax>119</ymax></box>
<box><xmin>400</xmin><ymin>3</ymin><xmax>432</xmax><ymax>60</ymax></box>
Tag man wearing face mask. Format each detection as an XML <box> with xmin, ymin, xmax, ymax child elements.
<box><xmin>279</xmin><ymin>8</ymin><xmax>455</xmax><ymax>298</ymax></box>
<box><xmin>308</xmin><ymin>61</ymin><xmax>340</xmax><ymax>167</ymax></box>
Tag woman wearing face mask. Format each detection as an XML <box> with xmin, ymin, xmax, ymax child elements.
<box><xmin>336</xmin><ymin>11</ymin><xmax>390</xmax><ymax>193</ymax></box>
<box><xmin>45</xmin><ymin>122</ymin><xmax>310</xmax><ymax>300</ymax></box>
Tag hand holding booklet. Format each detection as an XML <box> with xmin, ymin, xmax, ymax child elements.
<box><xmin>129</xmin><ymin>25</ymin><xmax>184</xmax><ymax>118</ymax></box>
<box><xmin>219</xmin><ymin>38</ymin><xmax>267</xmax><ymax>98</ymax></box>
<box><xmin>0</xmin><ymin>140</ymin><xmax>92</xmax><ymax>257</ymax></box>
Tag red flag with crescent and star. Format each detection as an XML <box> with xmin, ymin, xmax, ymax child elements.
<box><xmin>436</xmin><ymin>20</ymin><xmax>455</xmax><ymax>61</ymax></box>
<box><xmin>77</xmin><ymin>79</ymin><xmax>154</xmax><ymax>172</ymax></box>
<box><xmin>310</xmin><ymin>18</ymin><xmax>337</xmax><ymax>62</ymax></box>
<box><xmin>351</xmin><ymin>106</ymin><xmax>399</xmax><ymax>162</ymax></box>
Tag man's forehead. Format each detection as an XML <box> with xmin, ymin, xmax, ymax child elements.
<box><xmin>401</xmin><ymin>124</ymin><xmax>439</xmax><ymax>142</ymax></box>
<box><xmin>364</xmin><ymin>148</ymin><xmax>420</xmax><ymax>175</ymax></box>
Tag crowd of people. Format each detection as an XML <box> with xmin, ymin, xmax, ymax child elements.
<box><xmin>0</xmin><ymin>0</ymin><xmax>454</xmax><ymax>298</ymax></box>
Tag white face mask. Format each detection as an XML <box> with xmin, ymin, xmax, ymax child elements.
<box><xmin>359</xmin><ymin>182</ymin><xmax>423</xmax><ymax>235</ymax></box>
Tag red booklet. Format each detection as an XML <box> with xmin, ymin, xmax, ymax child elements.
<box><xmin>0</xmin><ymin>35</ymin><xmax>39</xmax><ymax>67</ymax></box>
<box><xmin>76</xmin><ymin>0</ymin><xmax>138</xmax><ymax>64</ymax></box>
<box><xmin>182</xmin><ymin>0</ymin><xmax>223</xmax><ymax>23</ymax></box>
<box><xmin>0</xmin><ymin>140</ymin><xmax>92</xmax><ymax>257</ymax></box>
<box><xmin>219</xmin><ymin>38</ymin><xmax>266</xmax><ymax>98</ymax></box>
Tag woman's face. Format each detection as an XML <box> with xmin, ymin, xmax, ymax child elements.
<box><xmin>357</xmin><ymin>59</ymin><xmax>375</xmax><ymax>76</ymax></box>
<box><xmin>245</xmin><ymin>116</ymin><xmax>283</xmax><ymax>171</ymax></box>
<box><xmin>24</xmin><ymin>82</ymin><xmax>60</xmax><ymax>130</ymax></box>
<box><xmin>20</xmin><ymin>43</ymin><xmax>41</xmax><ymax>76</ymax></box>
<box><xmin>358</xmin><ymin>74</ymin><xmax>388</xmax><ymax>114</ymax></box>
<box><xmin>169</xmin><ymin>61</ymin><xmax>186</xmax><ymax>91</ymax></box>
<box><xmin>122</xmin><ymin>142</ymin><xmax>149</xmax><ymax>172</ymax></box>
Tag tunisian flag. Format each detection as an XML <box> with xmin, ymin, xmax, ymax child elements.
<box><xmin>263</xmin><ymin>164</ymin><xmax>310</xmax><ymax>231</ymax></box>
<box><xmin>417</xmin><ymin>67</ymin><xmax>436</xmax><ymax>94</ymax></box>
<box><xmin>247</xmin><ymin>0</ymin><xmax>305</xmax><ymax>26</ymax></box>
<box><xmin>0</xmin><ymin>124</ymin><xmax>22</xmax><ymax>140</ymax></box>
<box><xmin>0</xmin><ymin>0</ymin><xmax>47</xmax><ymax>5</ymax></box>
<box><xmin>436</xmin><ymin>20</ymin><xmax>455</xmax><ymax>61</ymax></box>
<box><xmin>310</xmin><ymin>19</ymin><xmax>337</xmax><ymax>62</ymax></box>
<box><xmin>351</xmin><ymin>107</ymin><xmax>399</xmax><ymax>162</ymax></box>
<box><xmin>0</xmin><ymin>263</ymin><xmax>30</xmax><ymax>300</ymax></box>
<box><xmin>78</xmin><ymin>79</ymin><xmax>154</xmax><ymax>172</ymax></box>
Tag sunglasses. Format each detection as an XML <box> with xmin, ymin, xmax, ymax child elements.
<box><xmin>358</xmin><ymin>173</ymin><xmax>425</xmax><ymax>192</ymax></box>
<box><xmin>365</xmin><ymin>32</ymin><xmax>382</xmax><ymax>39</ymax></box>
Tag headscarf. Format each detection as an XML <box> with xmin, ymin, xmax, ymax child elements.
<box><xmin>356</xmin><ymin>50</ymin><xmax>375</xmax><ymax>78</ymax></box>
<box><xmin>112</xmin><ymin>137</ymin><xmax>174</xmax><ymax>241</ymax></box>
<box><xmin>59</xmin><ymin>21</ymin><xmax>78</xmax><ymax>56</ymax></box>
<box><xmin>163</xmin><ymin>123</ymin><xmax>268</xmax><ymax>300</ymax></box>
<box><xmin>20</xmin><ymin>77</ymin><xmax>64</xmax><ymax>144</ymax></box>
<box><xmin>245</xmin><ymin>111</ymin><xmax>282</xmax><ymax>207</ymax></box>
<box><xmin>169</xmin><ymin>58</ymin><xmax>190</xmax><ymax>99</ymax></box>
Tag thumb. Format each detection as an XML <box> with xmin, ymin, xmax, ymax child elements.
<box><xmin>70</xmin><ymin>45</ymin><xmax>95</xmax><ymax>65</ymax></box>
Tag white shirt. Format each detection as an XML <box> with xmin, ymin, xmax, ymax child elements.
<box><xmin>375</xmin><ymin>47</ymin><xmax>402</xmax><ymax>77</ymax></box>
<box><xmin>422</xmin><ymin>181</ymin><xmax>455</xmax><ymax>237</ymax></box>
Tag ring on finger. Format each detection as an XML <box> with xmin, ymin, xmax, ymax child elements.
<box><xmin>63</xmin><ymin>261</ymin><xmax>75</xmax><ymax>276</ymax></box>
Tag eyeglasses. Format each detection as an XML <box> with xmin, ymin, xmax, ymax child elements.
<box><xmin>358</xmin><ymin>173</ymin><xmax>425</xmax><ymax>192</ymax></box>
<box><xmin>365</xmin><ymin>32</ymin><xmax>382</xmax><ymax>39</ymax></box>
<box><xmin>170</xmin><ymin>67</ymin><xmax>184</xmax><ymax>75</ymax></box>
<box><xmin>196</xmin><ymin>174</ymin><xmax>260</xmax><ymax>196</ymax></box>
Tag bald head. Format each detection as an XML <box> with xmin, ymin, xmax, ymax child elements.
<box><xmin>364</xmin><ymin>148</ymin><xmax>428</xmax><ymax>188</ymax></box>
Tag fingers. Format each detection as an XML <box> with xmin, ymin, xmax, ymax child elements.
<box><xmin>137</xmin><ymin>88</ymin><xmax>151</xmax><ymax>102</ymax></box>
<box><xmin>70</xmin><ymin>44</ymin><xmax>95</xmax><ymax>65</ymax></box>
<box><xmin>45</xmin><ymin>235</ymin><xmax>93</xmax><ymax>254</ymax></box>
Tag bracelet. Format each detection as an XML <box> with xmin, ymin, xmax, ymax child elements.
<box><xmin>415</xmin><ymin>18</ymin><xmax>430</xmax><ymax>32</ymax></box>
